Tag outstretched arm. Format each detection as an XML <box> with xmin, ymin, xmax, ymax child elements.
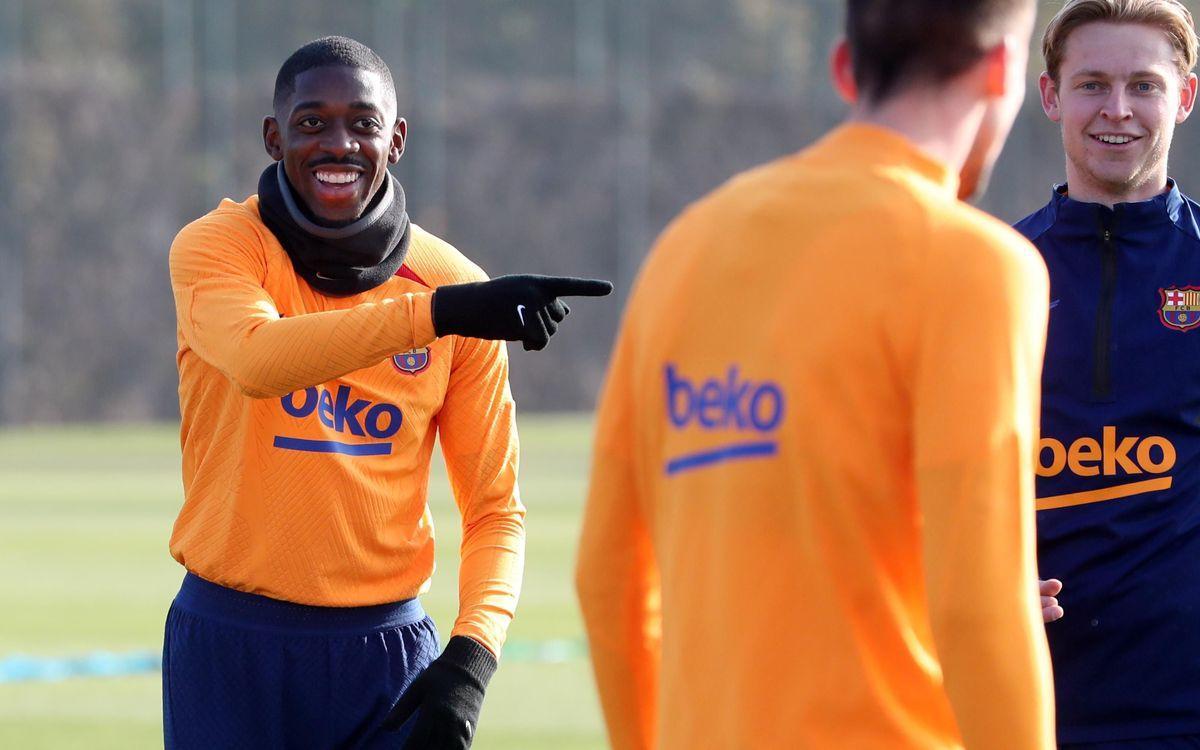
<box><xmin>171</xmin><ymin>215</ymin><xmax>614</xmax><ymax>397</ymax></box>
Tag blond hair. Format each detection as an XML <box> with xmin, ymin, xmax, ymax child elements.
<box><xmin>1043</xmin><ymin>0</ymin><xmax>1199</xmax><ymax>80</ymax></box>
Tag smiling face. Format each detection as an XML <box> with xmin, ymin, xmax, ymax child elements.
<box><xmin>1040</xmin><ymin>21</ymin><xmax>1197</xmax><ymax>204</ymax></box>
<box><xmin>263</xmin><ymin>65</ymin><xmax>406</xmax><ymax>225</ymax></box>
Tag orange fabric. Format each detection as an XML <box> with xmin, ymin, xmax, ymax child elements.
<box><xmin>576</xmin><ymin>124</ymin><xmax>1055</xmax><ymax>750</ymax></box>
<box><xmin>168</xmin><ymin>196</ymin><xmax>524</xmax><ymax>655</ymax></box>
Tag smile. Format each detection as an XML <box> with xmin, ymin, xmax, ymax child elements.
<box><xmin>1091</xmin><ymin>134</ymin><xmax>1139</xmax><ymax>145</ymax></box>
<box><xmin>314</xmin><ymin>169</ymin><xmax>360</xmax><ymax>184</ymax></box>
<box><xmin>314</xmin><ymin>170</ymin><xmax>361</xmax><ymax>185</ymax></box>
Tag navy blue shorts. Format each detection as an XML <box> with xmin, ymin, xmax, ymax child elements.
<box><xmin>163</xmin><ymin>573</ymin><xmax>439</xmax><ymax>750</ymax></box>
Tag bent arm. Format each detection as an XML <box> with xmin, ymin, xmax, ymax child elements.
<box><xmin>169</xmin><ymin>217</ymin><xmax>436</xmax><ymax>398</ymax></box>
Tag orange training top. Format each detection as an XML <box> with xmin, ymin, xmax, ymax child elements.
<box><xmin>575</xmin><ymin>124</ymin><xmax>1055</xmax><ymax>749</ymax></box>
<box><xmin>168</xmin><ymin>195</ymin><xmax>524</xmax><ymax>656</ymax></box>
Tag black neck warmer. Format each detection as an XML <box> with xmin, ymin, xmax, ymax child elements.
<box><xmin>257</xmin><ymin>161</ymin><xmax>411</xmax><ymax>296</ymax></box>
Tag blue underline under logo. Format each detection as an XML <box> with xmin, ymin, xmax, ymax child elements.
<box><xmin>272</xmin><ymin>436</ymin><xmax>392</xmax><ymax>456</ymax></box>
<box><xmin>665</xmin><ymin>440</ymin><xmax>778</xmax><ymax>475</ymax></box>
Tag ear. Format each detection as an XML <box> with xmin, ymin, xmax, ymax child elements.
<box><xmin>1178</xmin><ymin>72</ymin><xmax>1198</xmax><ymax>124</ymax></box>
<box><xmin>263</xmin><ymin>116</ymin><xmax>284</xmax><ymax>161</ymax></box>
<box><xmin>1039</xmin><ymin>71</ymin><xmax>1062</xmax><ymax>123</ymax></box>
<box><xmin>829</xmin><ymin>38</ymin><xmax>857</xmax><ymax>105</ymax></box>
<box><xmin>979</xmin><ymin>36</ymin><xmax>1016</xmax><ymax>98</ymax></box>
<box><xmin>390</xmin><ymin>117</ymin><xmax>407</xmax><ymax>164</ymax></box>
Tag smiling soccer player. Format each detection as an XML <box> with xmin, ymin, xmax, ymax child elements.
<box><xmin>164</xmin><ymin>36</ymin><xmax>609</xmax><ymax>749</ymax></box>
<box><xmin>1015</xmin><ymin>2</ymin><xmax>1200</xmax><ymax>746</ymax></box>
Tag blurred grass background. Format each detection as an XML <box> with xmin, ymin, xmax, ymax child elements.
<box><xmin>0</xmin><ymin>414</ymin><xmax>605</xmax><ymax>749</ymax></box>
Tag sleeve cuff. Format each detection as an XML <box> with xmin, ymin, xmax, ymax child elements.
<box><xmin>409</xmin><ymin>292</ymin><xmax>437</xmax><ymax>348</ymax></box>
<box><xmin>443</xmin><ymin>635</ymin><xmax>499</xmax><ymax>689</ymax></box>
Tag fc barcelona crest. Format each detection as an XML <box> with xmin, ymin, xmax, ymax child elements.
<box><xmin>392</xmin><ymin>347</ymin><xmax>431</xmax><ymax>375</ymax></box>
<box><xmin>1159</xmin><ymin>286</ymin><xmax>1200</xmax><ymax>331</ymax></box>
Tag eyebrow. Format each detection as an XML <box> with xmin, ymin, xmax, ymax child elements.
<box><xmin>291</xmin><ymin>99</ymin><xmax>383</xmax><ymax>114</ymax></box>
<box><xmin>1071</xmin><ymin>68</ymin><xmax>1168</xmax><ymax>80</ymax></box>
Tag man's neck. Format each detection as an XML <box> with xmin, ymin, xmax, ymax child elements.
<box><xmin>1062</xmin><ymin>163</ymin><xmax>1171</xmax><ymax>208</ymax></box>
<box><xmin>849</xmin><ymin>87</ymin><xmax>985</xmax><ymax>179</ymax></box>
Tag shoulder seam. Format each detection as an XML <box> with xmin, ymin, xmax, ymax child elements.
<box><xmin>1169</xmin><ymin>195</ymin><xmax>1200</xmax><ymax>244</ymax></box>
<box><xmin>1167</xmin><ymin>217</ymin><xmax>1200</xmax><ymax>246</ymax></box>
<box><xmin>404</xmin><ymin>226</ymin><xmax>487</xmax><ymax>287</ymax></box>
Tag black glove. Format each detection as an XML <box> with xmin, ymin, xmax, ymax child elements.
<box><xmin>384</xmin><ymin>636</ymin><xmax>498</xmax><ymax>749</ymax></box>
<box><xmin>432</xmin><ymin>274</ymin><xmax>613</xmax><ymax>351</ymax></box>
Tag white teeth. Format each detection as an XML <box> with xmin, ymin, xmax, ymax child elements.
<box><xmin>1096</xmin><ymin>134</ymin><xmax>1134</xmax><ymax>144</ymax></box>
<box><xmin>315</xmin><ymin>171</ymin><xmax>360</xmax><ymax>184</ymax></box>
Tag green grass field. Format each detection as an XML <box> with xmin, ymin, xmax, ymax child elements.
<box><xmin>0</xmin><ymin>415</ymin><xmax>607</xmax><ymax>749</ymax></box>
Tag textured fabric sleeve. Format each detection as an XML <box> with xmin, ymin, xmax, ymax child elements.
<box><xmin>437</xmin><ymin>332</ymin><xmax>525</xmax><ymax>657</ymax></box>
<box><xmin>169</xmin><ymin>213</ymin><xmax>437</xmax><ymax>399</ymax></box>
<box><xmin>575</xmin><ymin>325</ymin><xmax>660</xmax><ymax>750</ymax></box>
<box><xmin>913</xmin><ymin>225</ymin><xmax>1056</xmax><ymax>750</ymax></box>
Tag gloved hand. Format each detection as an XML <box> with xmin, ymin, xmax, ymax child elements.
<box><xmin>432</xmin><ymin>274</ymin><xmax>613</xmax><ymax>350</ymax></box>
<box><xmin>384</xmin><ymin>636</ymin><xmax>498</xmax><ymax>749</ymax></box>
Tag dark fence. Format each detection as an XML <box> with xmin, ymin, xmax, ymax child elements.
<box><xmin>1</xmin><ymin>0</ymin><xmax>1196</xmax><ymax>422</ymax></box>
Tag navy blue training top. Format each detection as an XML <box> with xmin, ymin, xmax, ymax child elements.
<box><xmin>1015</xmin><ymin>181</ymin><xmax>1200</xmax><ymax>744</ymax></box>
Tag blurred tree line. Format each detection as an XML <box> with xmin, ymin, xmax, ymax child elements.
<box><xmin>1</xmin><ymin>0</ymin><xmax>1198</xmax><ymax>424</ymax></box>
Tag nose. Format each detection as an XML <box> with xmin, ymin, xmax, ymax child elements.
<box><xmin>319</xmin><ymin>122</ymin><xmax>360</xmax><ymax>159</ymax></box>
<box><xmin>1100</xmin><ymin>87</ymin><xmax>1133</xmax><ymax>122</ymax></box>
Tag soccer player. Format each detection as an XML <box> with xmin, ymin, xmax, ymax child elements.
<box><xmin>575</xmin><ymin>1</ymin><xmax>1056</xmax><ymax>748</ymax></box>
<box><xmin>1016</xmin><ymin>1</ymin><xmax>1200</xmax><ymax>745</ymax></box>
<box><xmin>164</xmin><ymin>37</ymin><xmax>610</xmax><ymax>749</ymax></box>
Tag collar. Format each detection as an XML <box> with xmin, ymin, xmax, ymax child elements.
<box><xmin>256</xmin><ymin>162</ymin><xmax>411</xmax><ymax>297</ymax></box>
<box><xmin>820</xmin><ymin>122</ymin><xmax>960</xmax><ymax>198</ymax></box>
<box><xmin>1049</xmin><ymin>179</ymin><xmax>1184</xmax><ymax>234</ymax></box>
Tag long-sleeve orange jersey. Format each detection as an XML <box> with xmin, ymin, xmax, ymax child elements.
<box><xmin>575</xmin><ymin>124</ymin><xmax>1055</xmax><ymax>750</ymax></box>
<box><xmin>168</xmin><ymin>195</ymin><xmax>524</xmax><ymax>656</ymax></box>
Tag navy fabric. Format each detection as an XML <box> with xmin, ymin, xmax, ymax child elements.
<box><xmin>1015</xmin><ymin>182</ymin><xmax>1200</xmax><ymax>743</ymax></box>
<box><xmin>1062</xmin><ymin>736</ymin><xmax>1200</xmax><ymax>750</ymax></box>
<box><xmin>163</xmin><ymin>573</ymin><xmax>440</xmax><ymax>749</ymax></box>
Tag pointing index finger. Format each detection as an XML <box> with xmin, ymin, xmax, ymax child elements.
<box><xmin>538</xmin><ymin>276</ymin><xmax>614</xmax><ymax>298</ymax></box>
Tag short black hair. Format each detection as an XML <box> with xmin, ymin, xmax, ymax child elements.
<box><xmin>847</xmin><ymin>0</ymin><xmax>1033</xmax><ymax>104</ymax></box>
<box><xmin>273</xmin><ymin>36</ymin><xmax>396</xmax><ymax>114</ymax></box>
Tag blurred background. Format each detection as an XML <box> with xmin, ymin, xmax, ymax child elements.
<box><xmin>3</xmin><ymin>0</ymin><xmax>1200</xmax><ymax>747</ymax></box>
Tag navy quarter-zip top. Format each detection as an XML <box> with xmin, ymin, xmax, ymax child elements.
<box><xmin>1015</xmin><ymin>181</ymin><xmax>1200</xmax><ymax>744</ymax></box>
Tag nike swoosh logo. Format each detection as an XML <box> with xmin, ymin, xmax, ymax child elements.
<box><xmin>516</xmin><ymin>304</ymin><xmax>526</xmax><ymax>326</ymax></box>
<box><xmin>1049</xmin><ymin>299</ymin><xmax>1061</xmax><ymax>309</ymax></box>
